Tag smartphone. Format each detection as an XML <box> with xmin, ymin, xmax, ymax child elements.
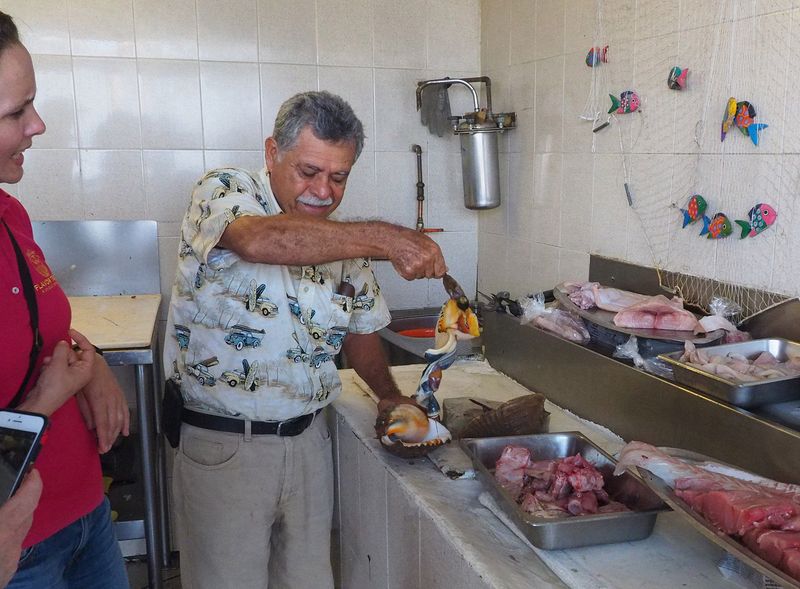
<box><xmin>0</xmin><ymin>410</ymin><xmax>48</xmax><ymax>505</ymax></box>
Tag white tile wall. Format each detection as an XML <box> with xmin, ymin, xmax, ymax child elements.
<box><xmin>1</xmin><ymin>0</ymin><xmax>484</xmax><ymax>327</ymax></box>
<box><xmin>478</xmin><ymin>0</ymin><xmax>800</xmax><ymax>301</ymax></box>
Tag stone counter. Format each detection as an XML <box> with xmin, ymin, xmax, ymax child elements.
<box><xmin>330</xmin><ymin>362</ymin><xmax>742</xmax><ymax>589</ymax></box>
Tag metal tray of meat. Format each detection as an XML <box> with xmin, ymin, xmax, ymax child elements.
<box><xmin>635</xmin><ymin>468</ymin><xmax>800</xmax><ymax>588</ymax></box>
<box><xmin>461</xmin><ymin>432</ymin><xmax>668</xmax><ymax>550</ymax></box>
<box><xmin>659</xmin><ymin>339</ymin><xmax>800</xmax><ymax>408</ymax></box>
<box><xmin>553</xmin><ymin>283</ymin><xmax>725</xmax><ymax>348</ymax></box>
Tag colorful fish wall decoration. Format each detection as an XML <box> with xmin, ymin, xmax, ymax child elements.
<box><xmin>721</xmin><ymin>97</ymin><xmax>768</xmax><ymax>146</ymax></box>
<box><xmin>608</xmin><ymin>90</ymin><xmax>640</xmax><ymax>114</ymax></box>
<box><xmin>586</xmin><ymin>45</ymin><xmax>609</xmax><ymax>67</ymax></box>
<box><xmin>735</xmin><ymin>203</ymin><xmax>777</xmax><ymax>238</ymax></box>
<box><xmin>680</xmin><ymin>194</ymin><xmax>707</xmax><ymax>228</ymax></box>
<box><xmin>668</xmin><ymin>66</ymin><xmax>688</xmax><ymax>90</ymax></box>
<box><xmin>701</xmin><ymin>213</ymin><xmax>733</xmax><ymax>239</ymax></box>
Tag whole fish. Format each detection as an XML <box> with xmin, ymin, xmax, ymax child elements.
<box><xmin>668</xmin><ymin>66</ymin><xmax>688</xmax><ymax>90</ymax></box>
<box><xmin>608</xmin><ymin>90</ymin><xmax>640</xmax><ymax>114</ymax></box>
<box><xmin>734</xmin><ymin>203</ymin><xmax>777</xmax><ymax>238</ymax></box>
<box><xmin>586</xmin><ymin>45</ymin><xmax>608</xmax><ymax>67</ymax></box>
<box><xmin>680</xmin><ymin>194</ymin><xmax>707</xmax><ymax>228</ymax></box>
<box><xmin>700</xmin><ymin>212</ymin><xmax>733</xmax><ymax>239</ymax></box>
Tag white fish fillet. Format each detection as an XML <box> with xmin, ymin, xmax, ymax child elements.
<box><xmin>614</xmin><ymin>441</ymin><xmax>800</xmax><ymax>501</ymax></box>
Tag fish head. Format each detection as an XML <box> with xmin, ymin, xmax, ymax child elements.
<box><xmin>627</xmin><ymin>92</ymin><xmax>641</xmax><ymax>111</ymax></box>
<box><xmin>718</xmin><ymin>215</ymin><xmax>733</xmax><ymax>237</ymax></box>
<box><xmin>756</xmin><ymin>203</ymin><xmax>777</xmax><ymax>226</ymax></box>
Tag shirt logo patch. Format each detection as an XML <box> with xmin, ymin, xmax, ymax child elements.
<box><xmin>26</xmin><ymin>248</ymin><xmax>57</xmax><ymax>293</ymax></box>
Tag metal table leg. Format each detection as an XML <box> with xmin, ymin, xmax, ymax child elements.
<box><xmin>136</xmin><ymin>363</ymin><xmax>163</xmax><ymax>589</ymax></box>
<box><xmin>150</xmin><ymin>344</ymin><xmax>172</xmax><ymax>568</ymax></box>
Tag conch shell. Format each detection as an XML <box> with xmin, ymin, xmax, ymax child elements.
<box><xmin>459</xmin><ymin>393</ymin><xmax>549</xmax><ymax>439</ymax></box>
<box><xmin>375</xmin><ymin>404</ymin><xmax>452</xmax><ymax>457</ymax></box>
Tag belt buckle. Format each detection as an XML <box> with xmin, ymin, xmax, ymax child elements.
<box><xmin>276</xmin><ymin>419</ymin><xmax>287</xmax><ymax>436</ymax></box>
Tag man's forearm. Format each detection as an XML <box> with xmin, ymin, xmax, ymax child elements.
<box><xmin>219</xmin><ymin>215</ymin><xmax>393</xmax><ymax>266</ymax></box>
<box><xmin>342</xmin><ymin>332</ymin><xmax>402</xmax><ymax>401</ymax></box>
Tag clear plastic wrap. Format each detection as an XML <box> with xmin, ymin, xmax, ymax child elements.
<box><xmin>699</xmin><ymin>296</ymin><xmax>751</xmax><ymax>344</ymax></box>
<box><xmin>612</xmin><ymin>335</ymin><xmax>674</xmax><ymax>379</ymax></box>
<box><xmin>520</xmin><ymin>293</ymin><xmax>590</xmax><ymax>344</ymax></box>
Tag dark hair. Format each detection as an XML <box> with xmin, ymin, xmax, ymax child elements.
<box><xmin>0</xmin><ymin>11</ymin><xmax>20</xmax><ymax>55</ymax></box>
<box><xmin>272</xmin><ymin>91</ymin><xmax>365</xmax><ymax>161</ymax></box>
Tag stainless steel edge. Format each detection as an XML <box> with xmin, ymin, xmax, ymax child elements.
<box><xmin>637</xmin><ymin>469</ymin><xmax>800</xmax><ymax>588</ymax></box>
<box><xmin>483</xmin><ymin>311</ymin><xmax>800</xmax><ymax>485</ymax></box>
<box><xmin>460</xmin><ymin>433</ymin><xmax>666</xmax><ymax>550</ymax></box>
<box><xmin>658</xmin><ymin>339</ymin><xmax>800</xmax><ymax>408</ymax></box>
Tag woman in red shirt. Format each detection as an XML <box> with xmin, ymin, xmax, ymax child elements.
<box><xmin>0</xmin><ymin>11</ymin><xmax>130</xmax><ymax>589</ymax></box>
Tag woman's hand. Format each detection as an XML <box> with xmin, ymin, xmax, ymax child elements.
<box><xmin>18</xmin><ymin>329</ymin><xmax>96</xmax><ymax>416</ymax></box>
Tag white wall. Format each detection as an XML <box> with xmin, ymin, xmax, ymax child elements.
<box><xmin>479</xmin><ymin>0</ymin><xmax>800</xmax><ymax>301</ymax></box>
<box><xmin>0</xmin><ymin>0</ymin><xmax>482</xmax><ymax>311</ymax></box>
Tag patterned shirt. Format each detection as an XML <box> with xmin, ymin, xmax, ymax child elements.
<box><xmin>164</xmin><ymin>167</ymin><xmax>390</xmax><ymax>421</ymax></box>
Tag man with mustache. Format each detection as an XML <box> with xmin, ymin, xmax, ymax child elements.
<box><xmin>164</xmin><ymin>91</ymin><xmax>446</xmax><ymax>589</ymax></box>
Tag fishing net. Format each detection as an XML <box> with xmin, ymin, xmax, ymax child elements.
<box><xmin>583</xmin><ymin>0</ymin><xmax>795</xmax><ymax>320</ymax></box>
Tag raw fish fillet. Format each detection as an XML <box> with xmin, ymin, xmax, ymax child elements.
<box><xmin>679</xmin><ymin>341</ymin><xmax>800</xmax><ymax>384</ymax></box>
<box><xmin>613</xmin><ymin>295</ymin><xmax>700</xmax><ymax>331</ymax></box>
<box><xmin>676</xmin><ymin>489</ymin><xmax>796</xmax><ymax>535</ymax></box>
<box><xmin>564</xmin><ymin>281</ymin><xmax>599</xmax><ymax>309</ymax></box>
<box><xmin>495</xmin><ymin>445</ymin><xmax>530</xmax><ymax>499</ymax></box>
<box><xmin>614</xmin><ymin>442</ymin><xmax>800</xmax><ymax>499</ymax></box>
<box><xmin>592</xmin><ymin>285</ymin><xmax>651</xmax><ymax>312</ymax></box>
<box><xmin>563</xmin><ymin>281</ymin><xmax>650</xmax><ymax>312</ymax></box>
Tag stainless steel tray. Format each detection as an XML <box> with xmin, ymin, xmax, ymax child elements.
<box><xmin>553</xmin><ymin>283</ymin><xmax>725</xmax><ymax>345</ymax></box>
<box><xmin>659</xmin><ymin>339</ymin><xmax>800</xmax><ymax>408</ymax></box>
<box><xmin>461</xmin><ymin>432</ymin><xmax>668</xmax><ymax>550</ymax></box>
<box><xmin>636</xmin><ymin>468</ymin><xmax>800</xmax><ymax>588</ymax></box>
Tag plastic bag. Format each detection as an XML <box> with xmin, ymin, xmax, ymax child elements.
<box><xmin>699</xmin><ymin>296</ymin><xmax>751</xmax><ymax>343</ymax></box>
<box><xmin>520</xmin><ymin>293</ymin><xmax>590</xmax><ymax>344</ymax></box>
<box><xmin>612</xmin><ymin>335</ymin><xmax>674</xmax><ymax>379</ymax></box>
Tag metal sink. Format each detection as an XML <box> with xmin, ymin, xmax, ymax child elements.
<box><xmin>378</xmin><ymin>307</ymin><xmax>483</xmax><ymax>366</ymax></box>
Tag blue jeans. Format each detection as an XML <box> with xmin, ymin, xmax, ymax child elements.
<box><xmin>7</xmin><ymin>498</ymin><xmax>128</xmax><ymax>589</ymax></box>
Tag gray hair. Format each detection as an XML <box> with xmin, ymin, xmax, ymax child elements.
<box><xmin>0</xmin><ymin>11</ymin><xmax>20</xmax><ymax>55</ymax></box>
<box><xmin>272</xmin><ymin>91</ymin><xmax>365</xmax><ymax>161</ymax></box>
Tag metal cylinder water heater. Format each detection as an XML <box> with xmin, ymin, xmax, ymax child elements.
<box><xmin>416</xmin><ymin>77</ymin><xmax>515</xmax><ymax>210</ymax></box>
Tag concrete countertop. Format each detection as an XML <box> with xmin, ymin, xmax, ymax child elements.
<box><xmin>334</xmin><ymin>362</ymin><xmax>741</xmax><ymax>589</ymax></box>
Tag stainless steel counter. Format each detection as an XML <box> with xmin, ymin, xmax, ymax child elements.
<box><xmin>483</xmin><ymin>311</ymin><xmax>800</xmax><ymax>485</ymax></box>
<box><xmin>332</xmin><ymin>364</ymin><xmax>739</xmax><ymax>589</ymax></box>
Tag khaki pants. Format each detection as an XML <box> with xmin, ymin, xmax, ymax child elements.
<box><xmin>172</xmin><ymin>415</ymin><xmax>334</xmax><ymax>589</ymax></box>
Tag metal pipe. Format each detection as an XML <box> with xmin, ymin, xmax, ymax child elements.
<box><xmin>411</xmin><ymin>144</ymin><xmax>424</xmax><ymax>231</ymax></box>
<box><xmin>416</xmin><ymin>78</ymin><xmax>480</xmax><ymax>112</ymax></box>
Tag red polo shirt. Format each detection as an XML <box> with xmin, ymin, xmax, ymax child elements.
<box><xmin>0</xmin><ymin>189</ymin><xmax>102</xmax><ymax>547</ymax></box>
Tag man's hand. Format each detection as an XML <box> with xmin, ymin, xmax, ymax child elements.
<box><xmin>0</xmin><ymin>470</ymin><xmax>42</xmax><ymax>588</ymax></box>
<box><xmin>77</xmin><ymin>354</ymin><xmax>131</xmax><ymax>454</ymax></box>
<box><xmin>376</xmin><ymin>394</ymin><xmax>422</xmax><ymax>415</ymax></box>
<box><xmin>386</xmin><ymin>227</ymin><xmax>447</xmax><ymax>280</ymax></box>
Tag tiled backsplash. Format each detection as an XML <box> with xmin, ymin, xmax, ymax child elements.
<box><xmin>479</xmin><ymin>0</ymin><xmax>800</xmax><ymax>302</ymax></box>
<box><xmin>0</xmin><ymin>0</ymin><xmax>482</xmax><ymax>311</ymax></box>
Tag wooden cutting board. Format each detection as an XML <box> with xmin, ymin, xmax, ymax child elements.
<box><xmin>69</xmin><ymin>294</ymin><xmax>161</xmax><ymax>349</ymax></box>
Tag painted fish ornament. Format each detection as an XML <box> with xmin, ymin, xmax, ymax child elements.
<box><xmin>700</xmin><ymin>212</ymin><xmax>733</xmax><ymax>239</ymax></box>
<box><xmin>721</xmin><ymin>98</ymin><xmax>768</xmax><ymax>145</ymax></box>
<box><xmin>720</xmin><ymin>97</ymin><xmax>737</xmax><ymax>142</ymax></box>
<box><xmin>608</xmin><ymin>90</ymin><xmax>640</xmax><ymax>114</ymax></box>
<box><xmin>680</xmin><ymin>194</ymin><xmax>707</xmax><ymax>228</ymax></box>
<box><xmin>734</xmin><ymin>203</ymin><xmax>777</xmax><ymax>238</ymax></box>
<box><xmin>586</xmin><ymin>45</ymin><xmax>609</xmax><ymax>67</ymax></box>
<box><xmin>668</xmin><ymin>66</ymin><xmax>688</xmax><ymax>90</ymax></box>
<box><xmin>734</xmin><ymin>101</ymin><xmax>768</xmax><ymax>145</ymax></box>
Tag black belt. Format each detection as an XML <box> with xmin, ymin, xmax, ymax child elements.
<box><xmin>182</xmin><ymin>408</ymin><xmax>322</xmax><ymax>437</ymax></box>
